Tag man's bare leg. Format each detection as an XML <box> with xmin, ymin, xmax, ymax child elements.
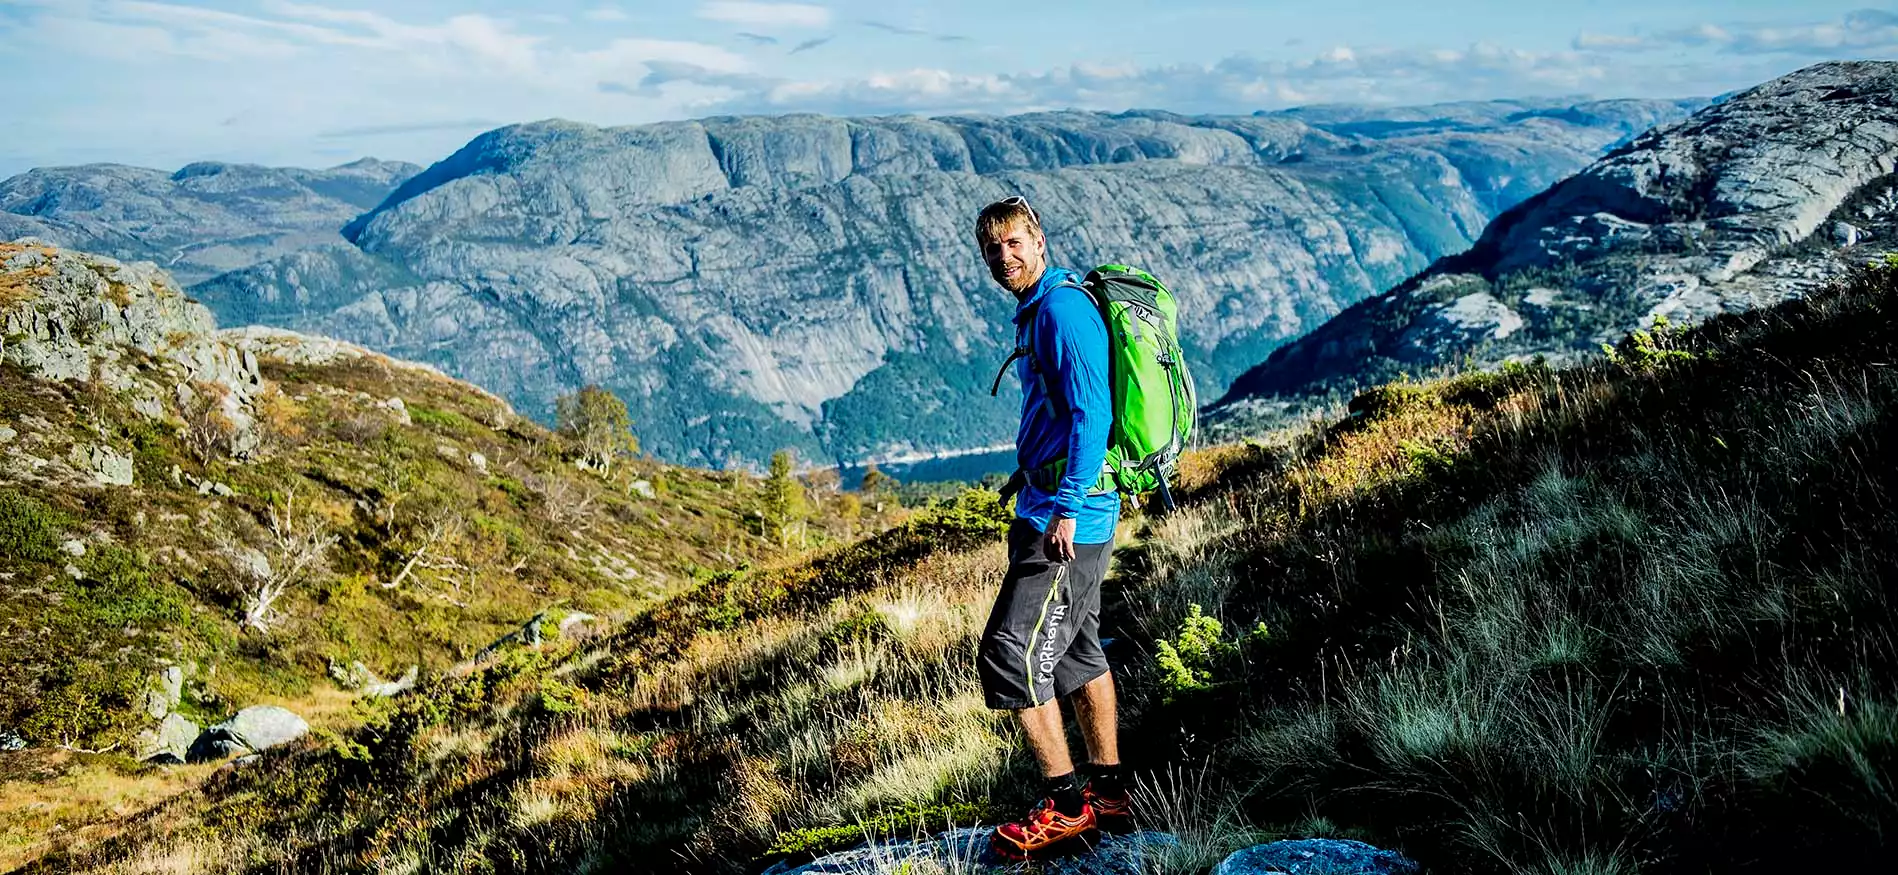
<box><xmin>1069</xmin><ymin>671</ymin><xmax>1119</xmax><ymax>767</ymax></box>
<box><xmin>1016</xmin><ymin>700</ymin><xmax>1074</xmax><ymax>777</ymax></box>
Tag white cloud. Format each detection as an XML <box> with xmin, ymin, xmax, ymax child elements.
<box><xmin>585</xmin><ymin>6</ymin><xmax>631</xmax><ymax>23</ymax></box>
<box><xmin>697</xmin><ymin>2</ymin><xmax>829</xmax><ymax>30</ymax></box>
<box><xmin>1577</xmin><ymin>9</ymin><xmax>1898</xmax><ymax>57</ymax></box>
<box><xmin>1573</xmin><ymin>32</ymin><xmax>1647</xmax><ymax>51</ymax></box>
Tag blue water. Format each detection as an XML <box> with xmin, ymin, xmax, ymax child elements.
<box><xmin>838</xmin><ymin>448</ymin><xmax>1016</xmax><ymax>488</ymax></box>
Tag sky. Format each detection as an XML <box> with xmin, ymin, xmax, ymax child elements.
<box><xmin>0</xmin><ymin>1</ymin><xmax>1893</xmax><ymax>176</ymax></box>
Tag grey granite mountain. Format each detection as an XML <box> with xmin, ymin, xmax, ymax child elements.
<box><xmin>183</xmin><ymin>101</ymin><xmax>1695</xmax><ymax>467</ymax></box>
<box><xmin>0</xmin><ymin>158</ymin><xmax>419</xmax><ymax>286</ymax></box>
<box><xmin>1212</xmin><ymin>61</ymin><xmax>1898</xmax><ymax>430</ymax></box>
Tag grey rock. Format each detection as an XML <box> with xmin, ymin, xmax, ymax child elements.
<box><xmin>210</xmin><ymin>482</ymin><xmax>234</xmax><ymax>497</ymax></box>
<box><xmin>380</xmin><ymin>396</ymin><xmax>411</xmax><ymax>425</ymax></box>
<box><xmin>212</xmin><ymin>702</ymin><xmax>311</xmax><ymax>751</ymax></box>
<box><xmin>1214</xmin><ymin>61</ymin><xmax>1898</xmax><ymax>428</ymax></box>
<box><xmin>141</xmin><ymin>690</ymin><xmax>169</xmax><ymax>720</ymax></box>
<box><xmin>1835</xmin><ymin>221</ymin><xmax>1863</xmax><ymax>247</ymax></box>
<box><xmin>762</xmin><ymin>827</ymin><xmax>1177</xmax><ymax>874</ymax></box>
<box><xmin>629</xmin><ymin>479</ymin><xmax>655</xmax><ymax>499</ymax></box>
<box><xmin>558</xmin><ymin>612</ymin><xmax>599</xmax><ymax>639</ymax></box>
<box><xmin>159</xmin><ymin>664</ymin><xmax>184</xmax><ymax>707</ymax></box>
<box><xmin>1213</xmin><ymin>839</ymin><xmax>1419</xmax><ymax>875</ymax></box>
<box><xmin>329</xmin><ymin>659</ymin><xmax>376</xmax><ymax>690</ymax></box>
<box><xmin>138</xmin><ymin>712</ymin><xmax>199</xmax><ymax>762</ymax></box>
<box><xmin>0</xmin><ymin>729</ymin><xmax>25</xmax><ymax>751</ymax></box>
<box><xmin>469</xmin><ymin>451</ymin><xmax>488</xmax><ymax>474</ymax></box>
<box><xmin>70</xmin><ymin>443</ymin><xmax>133</xmax><ymax>486</ymax></box>
<box><xmin>60</xmin><ymin>539</ymin><xmax>86</xmax><ymax>557</ymax></box>
<box><xmin>186</xmin><ymin>732</ymin><xmax>249</xmax><ymax>763</ymax></box>
<box><xmin>0</xmin><ymin>426</ymin><xmax>15</xmax><ymax>443</ymax></box>
<box><xmin>361</xmin><ymin>665</ymin><xmax>419</xmax><ymax>699</ymax></box>
<box><xmin>181</xmin><ymin>99</ymin><xmax>1697</xmax><ymax>467</ymax></box>
<box><xmin>0</xmin><ymin>158</ymin><xmax>418</xmax><ymax>286</ymax></box>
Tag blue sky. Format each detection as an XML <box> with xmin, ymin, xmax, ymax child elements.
<box><xmin>0</xmin><ymin>1</ymin><xmax>1892</xmax><ymax>176</ymax></box>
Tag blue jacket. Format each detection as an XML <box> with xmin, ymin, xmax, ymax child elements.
<box><xmin>1012</xmin><ymin>266</ymin><xmax>1120</xmax><ymax>544</ymax></box>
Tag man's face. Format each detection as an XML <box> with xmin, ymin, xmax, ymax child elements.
<box><xmin>981</xmin><ymin>219</ymin><xmax>1046</xmax><ymax>295</ymax></box>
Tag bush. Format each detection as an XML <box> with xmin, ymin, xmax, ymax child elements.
<box><xmin>0</xmin><ymin>488</ymin><xmax>67</xmax><ymax>565</ymax></box>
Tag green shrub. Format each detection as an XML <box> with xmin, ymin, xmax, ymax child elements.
<box><xmin>18</xmin><ymin>660</ymin><xmax>142</xmax><ymax>746</ymax></box>
<box><xmin>0</xmin><ymin>488</ymin><xmax>67</xmax><ymax>564</ymax></box>
<box><xmin>1155</xmin><ymin>604</ymin><xmax>1264</xmax><ymax>702</ymax></box>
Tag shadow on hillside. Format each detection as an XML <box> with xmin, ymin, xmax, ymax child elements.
<box><xmin>1108</xmin><ymin>263</ymin><xmax>1898</xmax><ymax>873</ymax></box>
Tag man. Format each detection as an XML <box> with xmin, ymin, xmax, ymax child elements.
<box><xmin>974</xmin><ymin>195</ymin><xmax>1131</xmax><ymax>859</ymax></box>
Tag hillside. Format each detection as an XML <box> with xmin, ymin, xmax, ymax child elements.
<box><xmin>0</xmin><ymin>242</ymin><xmax>883</xmax><ymax>866</ymax></box>
<box><xmin>23</xmin><ymin>253</ymin><xmax>1898</xmax><ymax>874</ymax></box>
<box><xmin>0</xmin><ymin>159</ymin><xmax>419</xmax><ymax>287</ymax></box>
<box><xmin>180</xmin><ymin>99</ymin><xmax>1696</xmax><ymax>467</ymax></box>
<box><xmin>1211</xmin><ymin>60</ymin><xmax>1898</xmax><ymax>430</ymax></box>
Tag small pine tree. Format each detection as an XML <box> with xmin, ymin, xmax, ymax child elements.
<box><xmin>765</xmin><ymin>449</ymin><xmax>809</xmax><ymax>547</ymax></box>
<box><xmin>860</xmin><ymin>463</ymin><xmax>895</xmax><ymax>513</ymax></box>
<box><xmin>555</xmin><ymin>385</ymin><xmax>639</xmax><ymax>477</ymax></box>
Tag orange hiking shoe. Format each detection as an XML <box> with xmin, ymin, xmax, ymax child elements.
<box><xmin>990</xmin><ymin>797</ymin><xmax>1097</xmax><ymax>860</ymax></box>
<box><xmin>1084</xmin><ymin>781</ymin><xmax>1133</xmax><ymax>832</ymax></box>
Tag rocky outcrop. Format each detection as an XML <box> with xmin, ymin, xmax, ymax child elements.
<box><xmin>1213</xmin><ymin>61</ymin><xmax>1898</xmax><ymax>428</ymax></box>
<box><xmin>187</xmin><ymin>100</ymin><xmax>1696</xmax><ymax>467</ymax></box>
<box><xmin>0</xmin><ymin>158</ymin><xmax>418</xmax><ymax>286</ymax></box>
<box><xmin>1</xmin><ymin>241</ymin><xmax>269</xmax><ymax>485</ymax></box>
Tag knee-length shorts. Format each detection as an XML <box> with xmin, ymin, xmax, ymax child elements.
<box><xmin>978</xmin><ymin>519</ymin><xmax>1115</xmax><ymax>710</ymax></box>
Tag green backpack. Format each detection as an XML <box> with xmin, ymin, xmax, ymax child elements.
<box><xmin>991</xmin><ymin>265</ymin><xmax>1199</xmax><ymax>509</ymax></box>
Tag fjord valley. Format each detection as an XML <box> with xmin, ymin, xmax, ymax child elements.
<box><xmin>3</xmin><ymin>57</ymin><xmax>1897</xmax><ymax>875</ymax></box>
<box><xmin>6</xmin><ymin>98</ymin><xmax>1697</xmax><ymax>469</ymax></box>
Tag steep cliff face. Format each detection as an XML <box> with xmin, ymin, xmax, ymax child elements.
<box><xmin>0</xmin><ymin>158</ymin><xmax>419</xmax><ymax>286</ymax></box>
<box><xmin>192</xmin><ymin>101</ymin><xmax>1695</xmax><ymax>467</ymax></box>
<box><xmin>1213</xmin><ymin>62</ymin><xmax>1898</xmax><ymax>429</ymax></box>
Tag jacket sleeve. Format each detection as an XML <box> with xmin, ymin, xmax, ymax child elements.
<box><xmin>1034</xmin><ymin>285</ymin><xmax>1111</xmax><ymax>520</ymax></box>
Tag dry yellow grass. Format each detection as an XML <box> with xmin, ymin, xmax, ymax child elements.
<box><xmin>0</xmin><ymin>241</ymin><xmax>57</xmax><ymax>307</ymax></box>
<box><xmin>0</xmin><ymin>752</ymin><xmax>223</xmax><ymax>870</ymax></box>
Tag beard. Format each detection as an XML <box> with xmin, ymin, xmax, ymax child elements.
<box><xmin>992</xmin><ymin>257</ymin><xmax>1039</xmax><ymax>293</ymax></box>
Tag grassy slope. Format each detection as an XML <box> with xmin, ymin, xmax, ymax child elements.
<box><xmin>0</xmin><ymin>322</ymin><xmax>884</xmax><ymax>867</ymax></box>
<box><xmin>21</xmin><ymin>261</ymin><xmax>1898</xmax><ymax>874</ymax></box>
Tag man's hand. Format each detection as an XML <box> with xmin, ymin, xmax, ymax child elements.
<box><xmin>1042</xmin><ymin>516</ymin><xmax>1077</xmax><ymax>564</ymax></box>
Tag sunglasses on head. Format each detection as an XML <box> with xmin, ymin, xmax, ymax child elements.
<box><xmin>995</xmin><ymin>195</ymin><xmax>1041</xmax><ymax>227</ymax></box>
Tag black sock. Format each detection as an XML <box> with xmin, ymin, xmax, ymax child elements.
<box><xmin>1044</xmin><ymin>772</ymin><xmax>1085</xmax><ymax>816</ymax></box>
<box><xmin>1088</xmin><ymin>762</ymin><xmax>1125</xmax><ymax>796</ymax></box>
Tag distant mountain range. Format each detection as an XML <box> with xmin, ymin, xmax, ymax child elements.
<box><xmin>0</xmin><ymin>99</ymin><xmax>1698</xmax><ymax>468</ymax></box>
<box><xmin>0</xmin><ymin>158</ymin><xmax>419</xmax><ymax>287</ymax></box>
<box><xmin>1210</xmin><ymin>61</ymin><xmax>1898</xmax><ymax>430</ymax></box>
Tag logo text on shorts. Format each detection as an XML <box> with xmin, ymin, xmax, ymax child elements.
<box><xmin>1035</xmin><ymin>604</ymin><xmax>1069</xmax><ymax>686</ymax></box>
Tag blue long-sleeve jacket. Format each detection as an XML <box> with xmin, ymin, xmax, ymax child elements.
<box><xmin>1012</xmin><ymin>267</ymin><xmax>1121</xmax><ymax>544</ymax></box>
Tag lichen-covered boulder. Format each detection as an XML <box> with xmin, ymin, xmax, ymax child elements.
<box><xmin>1213</xmin><ymin>838</ymin><xmax>1419</xmax><ymax>875</ymax></box>
<box><xmin>763</xmin><ymin>827</ymin><xmax>1177</xmax><ymax>875</ymax></box>
<box><xmin>187</xmin><ymin>705</ymin><xmax>308</xmax><ymax>762</ymax></box>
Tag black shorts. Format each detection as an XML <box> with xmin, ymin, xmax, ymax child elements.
<box><xmin>978</xmin><ymin>520</ymin><xmax>1115</xmax><ymax>710</ymax></box>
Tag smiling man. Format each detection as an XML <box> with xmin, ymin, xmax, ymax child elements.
<box><xmin>973</xmin><ymin>195</ymin><xmax>1130</xmax><ymax>859</ymax></box>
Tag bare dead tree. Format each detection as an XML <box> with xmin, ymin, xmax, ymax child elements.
<box><xmin>242</xmin><ymin>487</ymin><xmax>337</xmax><ymax>632</ymax></box>
<box><xmin>384</xmin><ymin>510</ymin><xmax>464</xmax><ymax>591</ymax></box>
<box><xmin>180</xmin><ymin>381</ymin><xmax>236</xmax><ymax>465</ymax></box>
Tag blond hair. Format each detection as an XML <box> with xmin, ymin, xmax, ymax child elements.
<box><xmin>974</xmin><ymin>197</ymin><xmax>1042</xmax><ymax>245</ymax></box>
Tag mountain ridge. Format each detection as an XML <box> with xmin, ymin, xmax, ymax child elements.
<box><xmin>192</xmin><ymin>98</ymin><xmax>1698</xmax><ymax>467</ymax></box>
<box><xmin>1210</xmin><ymin>60</ymin><xmax>1898</xmax><ymax>426</ymax></box>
